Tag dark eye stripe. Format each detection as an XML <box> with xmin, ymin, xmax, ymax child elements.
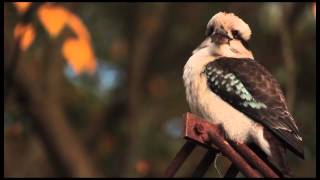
<box><xmin>205</xmin><ymin>26</ymin><xmax>214</xmax><ymax>37</ymax></box>
<box><xmin>232</xmin><ymin>30</ymin><xmax>241</xmax><ymax>39</ymax></box>
<box><xmin>232</xmin><ymin>30</ymin><xmax>250</xmax><ymax>50</ymax></box>
<box><xmin>241</xmin><ymin>39</ymin><xmax>250</xmax><ymax>50</ymax></box>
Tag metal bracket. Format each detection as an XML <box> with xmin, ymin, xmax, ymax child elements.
<box><xmin>164</xmin><ymin>112</ymin><xmax>282</xmax><ymax>178</ymax></box>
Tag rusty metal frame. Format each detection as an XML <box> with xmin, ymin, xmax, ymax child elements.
<box><xmin>164</xmin><ymin>112</ymin><xmax>283</xmax><ymax>178</ymax></box>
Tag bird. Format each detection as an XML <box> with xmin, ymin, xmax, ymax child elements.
<box><xmin>183</xmin><ymin>12</ymin><xmax>304</xmax><ymax>177</ymax></box>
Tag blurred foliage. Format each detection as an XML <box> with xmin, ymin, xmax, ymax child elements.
<box><xmin>4</xmin><ymin>2</ymin><xmax>316</xmax><ymax>177</ymax></box>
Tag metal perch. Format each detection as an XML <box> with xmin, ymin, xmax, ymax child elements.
<box><xmin>164</xmin><ymin>112</ymin><xmax>282</xmax><ymax>178</ymax></box>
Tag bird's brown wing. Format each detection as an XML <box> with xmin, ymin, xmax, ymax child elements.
<box><xmin>205</xmin><ymin>57</ymin><xmax>304</xmax><ymax>159</ymax></box>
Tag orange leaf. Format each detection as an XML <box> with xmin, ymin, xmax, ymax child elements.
<box><xmin>37</xmin><ymin>4</ymin><xmax>96</xmax><ymax>75</ymax></box>
<box><xmin>62</xmin><ymin>38</ymin><xmax>96</xmax><ymax>75</ymax></box>
<box><xmin>67</xmin><ymin>13</ymin><xmax>91</xmax><ymax>41</ymax></box>
<box><xmin>62</xmin><ymin>10</ymin><xmax>96</xmax><ymax>75</ymax></box>
<box><xmin>14</xmin><ymin>23</ymin><xmax>35</xmax><ymax>51</ymax></box>
<box><xmin>14</xmin><ymin>23</ymin><xmax>25</xmax><ymax>39</ymax></box>
<box><xmin>37</xmin><ymin>4</ymin><xmax>69</xmax><ymax>38</ymax></box>
<box><xmin>14</xmin><ymin>2</ymin><xmax>32</xmax><ymax>14</ymax></box>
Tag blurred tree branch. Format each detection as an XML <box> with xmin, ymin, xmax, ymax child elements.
<box><xmin>12</xmin><ymin>43</ymin><xmax>100</xmax><ymax>177</ymax></box>
<box><xmin>122</xmin><ymin>3</ymin><xmax>169</xmax><ymax>176</ymax></box>
<box><xmin>84</xmin><ymin>99</ymin><xmax>128</xmax><ymax>150</ymax></box>
<box><xmin>278</xmin><ymin>4</ymin><xmax>306</xmax><ymax>111</ymax></box>
<box><xmin>4</xmin><ymin>3</ymin><xmax>43</xmax><ymax>103</ymax></box>
<box><xmin>5</xmin><ymin>3</ymin><xmax>101</xmax><ymax>177</ymax></box>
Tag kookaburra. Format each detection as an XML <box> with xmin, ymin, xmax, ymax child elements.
<box><xmin>183</xmin><ymin>12</ymin><xmax>304</xmax><ymax>176</ymax></box>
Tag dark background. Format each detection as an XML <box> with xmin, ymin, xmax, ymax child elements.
<box><xmin>4</xmin><ymin>2</ymin><xmax>316</xmax><ymax>177</ymax></box>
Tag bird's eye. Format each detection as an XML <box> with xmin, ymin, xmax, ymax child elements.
<box><xmin>232</xmin><ymin>30</ymin><xmax>241</xmax><ymax>39</ymax></box>
<box><xmin>205</xmin><ymin>26</ymin><xmax>214</xmax><ymax>37</ymax></box>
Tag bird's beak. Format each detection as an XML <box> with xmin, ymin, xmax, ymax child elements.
<box><xmin>192</xmin><ymin>28</ymin><xmax>233</xmax><ymax>54</ymax></box>
<box><xmin>211</xmin><ymin>28</ymin><xmax>232</xmax><ymax>44</ymax></box>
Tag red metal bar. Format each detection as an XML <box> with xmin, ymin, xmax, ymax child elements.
<box><xmin>164</xmin><ymin>112</ymin><xmax>282</xmax><ymax>178</ymax></box>
<box><xmin>224</xmin><ymin>163</ymin><xmax>239</xmax><ymax>178</ymax></box>
<box><xmin>164</xmin><ymin>140</ymin><xmax>196</xmax><ymax>177</ymax></box>
<box><xmin>191</xmin><ymin>149</ymin><xmax>218</xmax><ymax>177</ymax></box>
<box><xmin>230</xmin><ymin>142</ymin><xmax>279</xmax><ymax>178</ymax></box>
<box><xmin>248</xmin><ymin>144</ymin><xmax>284</xmax><ymax>177</ymax></box>
<box><xmin>183</xmin><ymin>112</ymin><xmax>262</xmax><ymax>177</ymax></box>
<box><xmin>206</xmin><ymin>130</ymin><xmax>262</xmax><ymax>178</ymax></box>
<box><xmin>184</xmin><ymin>113</ymin><xmax>221</xmax><ymax>146</ymax></box>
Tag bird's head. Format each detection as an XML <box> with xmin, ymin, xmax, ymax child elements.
<box><xmin>193</xmin><ymin>12</ymin><xmax>254</xmax><ymax>59</ymax></box>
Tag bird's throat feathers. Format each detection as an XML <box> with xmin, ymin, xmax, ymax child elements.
<box><xmin>193</xmin><ymin>40</ymin><xmax>254</xmax><ymax>60</ymax></box>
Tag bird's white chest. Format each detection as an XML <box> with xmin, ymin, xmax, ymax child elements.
<box><xmin>182</xmin><ymin>52</ymin><xmax>269</xmax><ymax>151</ymax></box>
